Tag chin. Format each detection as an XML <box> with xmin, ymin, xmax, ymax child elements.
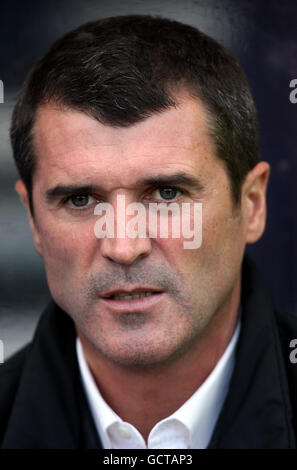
<box><xmin>91</xmin><ymin>334</ymin><xmax>191</xmax><ymax>370</ymax></box>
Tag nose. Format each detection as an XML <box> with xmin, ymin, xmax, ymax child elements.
<box><xmin>96</xmin><ymin>193</ymin><xmax>153</xmax><ymax>265</ymax></box>
<box><xmin>100</xmin><ymin>235</ymin><xmax>152</xmax><ymax>265</ymax></box>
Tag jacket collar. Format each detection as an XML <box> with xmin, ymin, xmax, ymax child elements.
<box><xmin>2</xmin><ymin>255</ymin><xmax>295</xmax><ymax>448</ymax></box>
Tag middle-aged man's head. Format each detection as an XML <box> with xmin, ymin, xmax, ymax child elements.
<box><xmin>12</xmin><ymin>15</ymin><xmax>269</xmax><ymax>370</ymax></box>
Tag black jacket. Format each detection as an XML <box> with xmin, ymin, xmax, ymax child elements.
<box><xmin>0</xmin><ymin>256</ymin><xmax>297</xmax><ymax>449</ymax></box>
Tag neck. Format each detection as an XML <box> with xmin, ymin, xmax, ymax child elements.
<box><xmin>77</xmin><ymin>278</ymin><xmax>240</xmax><ymax>442</ymax></box>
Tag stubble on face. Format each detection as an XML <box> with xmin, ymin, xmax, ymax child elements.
<box><xmin>73</xmin><ymin>261</ymin><xmax>212</xmax><ymax>369</ymax></box>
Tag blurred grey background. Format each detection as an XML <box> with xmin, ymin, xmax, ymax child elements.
<box><xmin>0</xmin><ymin>0</ymin><xmax>296</xmax><ymax>360</ymax></box>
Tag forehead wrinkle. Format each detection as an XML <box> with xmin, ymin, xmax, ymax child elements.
<box><xmin>33</xmin><ymin>104</ymin><xmax>211</xmax><ymax>171</ymax></box>
<box><xmin>32</xmin><ymin>98</ymin><xmax>216</xmax><ymax>190</ymax></box>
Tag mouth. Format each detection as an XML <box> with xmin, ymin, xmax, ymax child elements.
<box><xmin>100</xmin><ymin>287</ymin><xmax>164</xmax><ymax>312</ymax></box>
<box><xmin>109</xmin><ymin>291</ymin><xmax>157</xmax><ymax>300</ymax></box>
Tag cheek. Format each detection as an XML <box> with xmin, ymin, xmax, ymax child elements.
<box><xmin>161</xmin><ymin>203</ymin><xmax>244</xmax><ymax>284</ymax></box>
<box><xmin>200</xmin><ymin>198</ymin><xmax>242</xmax><ymax>250</ymax></box>
<box><xmin>39</xmin><ymin>219</ymin><xmax>98</xmax><ymax>276</ymax></box>
<box><xmin>156</xmin><ymin>231</ymin><xmax>201</xmax><ymax>280</ymax></box>
<box><xmin>196</xmin><ymin>205</ymin><xmax>245</xmax><ymax>292</ymax></box>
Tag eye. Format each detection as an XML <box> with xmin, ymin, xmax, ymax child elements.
<box><xmin>66</xmin><ymin>194</ymin><xmax>97</xmax><ymax>209</ymax></box>
<box><xmin>153</xmin><ymin>187</ymin><xmax>182</xmax><ymax>201</ymax></box>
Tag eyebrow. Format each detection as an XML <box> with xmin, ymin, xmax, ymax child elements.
<box><xmin>136</xmin><ymin>173</ymin><xmax>205</xmax><ymax>191</ymax></box>
<box><xmin>46</xmin><ymin>185</ymin><xmax>96</xmax><ymax>202</ymax></box>
<box><xmin>45</xmin><ymin>172</ymin><xmax>204</xmax><ymax>203</ymax></box>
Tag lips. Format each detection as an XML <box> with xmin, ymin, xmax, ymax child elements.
<box><xmin>110</xmin><ymin>291</ymin><xmax>157</xmax><ymax>300</ymax></box>
<box><xmin>100</xmin><ymin>287</ymin><xmax>164</xmax><ymax>312</ymax></box>
<box><xmin>101</xmin><ymin>287</ymin><xmax>163</xmax><ymax>299</ymax></box>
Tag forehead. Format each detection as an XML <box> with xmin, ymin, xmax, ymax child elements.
<box><xmin>32</xmin><ymin>96</ymin><xmax>218</xmax><ymax>189</ymax></box>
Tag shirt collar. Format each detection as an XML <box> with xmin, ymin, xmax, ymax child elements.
<box><xmin>76</xmin><ymin>338</ymin><xmax>119</xmax><ymax>448</ymax></box>
<box><xmin>168</xmin><ymin>317</ymin><xmax>241</xmax><ymax>448</ymax></box>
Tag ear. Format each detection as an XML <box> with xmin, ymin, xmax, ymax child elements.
<box><xmin>15</xmin><ymin>179</ymin><xmax>43</xmax><ymax>256</ymax></box>
<box><xmin>241</xmin><ymin>161</ymin><xmax>270</xmax><ymax>244</ymax></box>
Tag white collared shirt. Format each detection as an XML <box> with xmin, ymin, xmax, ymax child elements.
<box><xmin>76</xmin><ymin>319</ymin><xmax>240</xmax><ymax>449</ymax></box>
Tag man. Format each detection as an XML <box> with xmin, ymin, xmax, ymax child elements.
<box><xmin>0</xmin><ymin>15</ymin><xmax>296</xmax><ymax>449</ymax></box>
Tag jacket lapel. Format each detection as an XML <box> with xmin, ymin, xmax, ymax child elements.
<box><xmin>208</xmin><ymin>257</ymin><xmax>296</xmax><ymax>448</ymax></box>
<box><xmin>2</xmin><ymin>302</ymin><xmax>102</xmax><ymax>448</ymax></box>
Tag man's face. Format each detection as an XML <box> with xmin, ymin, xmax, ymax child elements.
<box><xmin>20</xmin><ymin>96</ymin><xmax>252</xmax><ymax>368</ymax></box>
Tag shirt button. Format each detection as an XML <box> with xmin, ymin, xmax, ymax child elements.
<box><xmin>117</xmin><ymin>424</ymin><xmax>132</xmax><ymax>439</ymax></box>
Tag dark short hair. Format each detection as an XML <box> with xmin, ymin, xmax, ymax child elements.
<box><xmin>11</xmin><ymin>15</ymin><xmax>259</xmax><ymax>214</ymax></box>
